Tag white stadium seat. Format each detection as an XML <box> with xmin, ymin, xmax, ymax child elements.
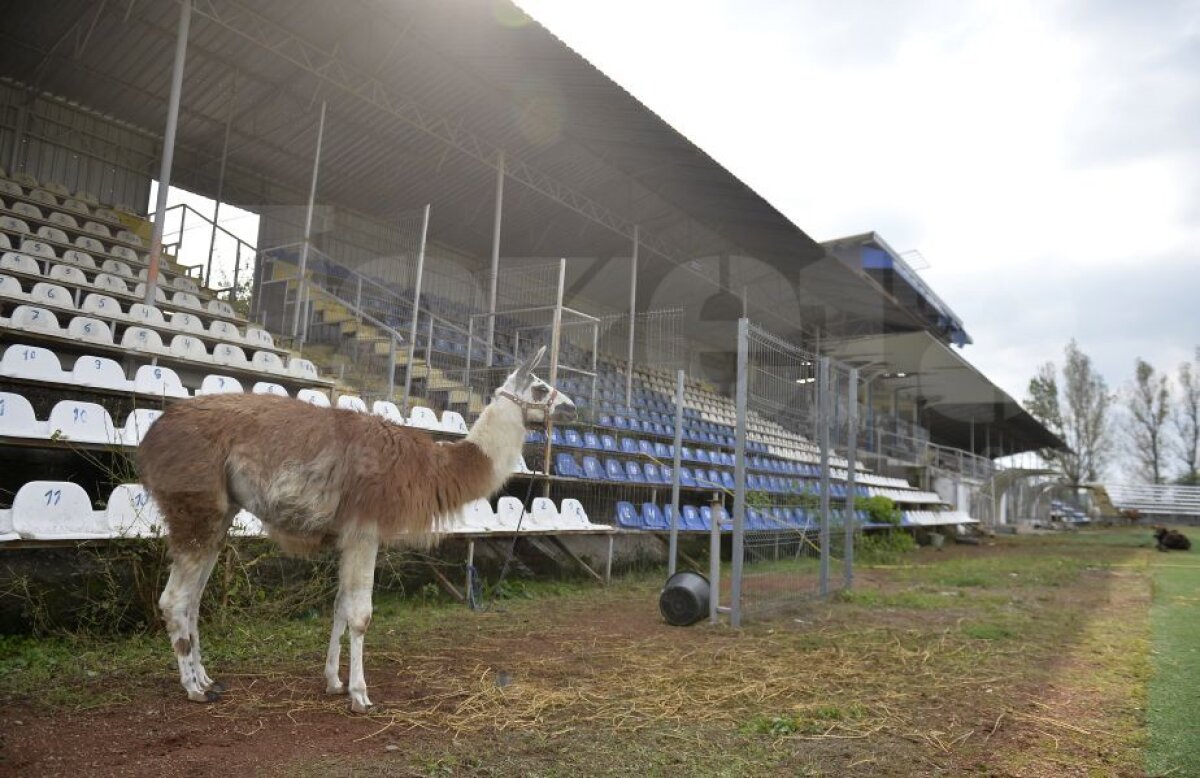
<box><xmin>297</xmin><ymin>388</ymin><xmax>330</xmax><ymax>407</ymax></box>
<box><xmin>0</xmin><ymin>343</ymin><xmax>65</xmax><ymax>382</ymax></box>
<box><xmin>83</xmin><ymin>221</ymin><xmax>112</xmax><ymax>238</ymax></box>
<box><xmin>102</xmin><ymin>259</ymin><xmax>133</xmax><ymax>278</ymax></box>
<box><xmin>81</xmin><ymin>293</ymin><xmax>122</xmax><ymax>317</ymax></box>
<box><xmin>31</xmin><ymin>281</ymin><xmax>74</xmax><ymax>309</ymax></box>
<box><xmin>168</xmin><ymin>311</ymin><xmax>205</xmax><ymax>333</ymax></box>
<box><xmin>440</xmin><ymin>411</ymin><xmax>468</xmax><ymax>434</ymax></box>
<box><xmin>494</xmin><ymin>497</ymin><xmax>526</xmax><ymax>531</ymax></box>
<box><xmin>0</xmin><ymin>392</ymin><xmax>46</xmax><ymax>438</ymax></box>
<box><xmin>110</xmin><ymin>245</ymin><xmax>139</xmax><ymax>263</ymax></box>
<box><xmin>36</xmin><ymin>225</ymin><xmax>69</xmax><ymax>244</ymax></box>
<box><xmin>11</xmin><ymin>202</ymin><xmax>42</xmax><ymax>220</ymax></box>
<box><xmin>172</xmin><ymin>275</ymin><xmax>199</xmax><ymax>293</ymax></box>
<box><xmin>0</xmin><ymin>233</ymin><xmax>9</xmax><ymax>251</ymax></box>
<box><xmin>29</xmin><ymin>188</ymin><xmax>57</xmax><ymax>205</ymax></box>
<box><xmin>133</xmin><ymin>283</ymin><xmax>167</xmax><ymax>303</ymax></box>
<box><xmin>104</xmin><ymin>484</ymin><xmax>162</xmax><ymax>538</ymax></box>
<box><xmin>0</xmin><ymin>179</ymin><xmax>21</xmax><ymax>197</ymax></box>
<box><xmin>73</xmin><ymin>355</ymin><xmax>132</xmax><ymax>391</ymax></box>
<box><xmin>560</xmin><ymin>498</ymin><xmax>607</xmax><ymax>530</ymax></box>
<box><xmin>211</xmin><ymin>343</ymin><xmax>249</xmax><ymax>368</ymax></box>
<box><xmin>66</xmin><ymin>316</ymin><xmax>114</xmax><ymax>345</ymax></box>
<box><xmin>73</xmin><ymin>190</ymin><xmax>99</xmax><ymax>206</ymax></box>
<box><xmin>372</xmin><ymin>401</ymin><xmax>405</xmax><ymax>424</ymax></box>
<box><xmin>0</xmin><ymin>274</ymin><xmax>24</xmax><ymax>299</ymax></box>
<box><xmin>244</xmin><ymin>327</ymin><xmax>274</xmax><ymax>348</ymax></box>
<box><xmin>197</xmin><ymin>374</ymin><xmax>243</xmax><ymax>395</ymax></box>
<box><xmin>48</xmin><ymin>263</ymin><xmax>87</xmax><ymax>286</ymax></box>
<box><xmin>11</xmin><ymin>481</ymin><xmax>110</xmax><ymax>540</ymax></box>
<box><xmin>169</xmin><ymin>334</ymin><xmax>209</xmax><ymax>362</ymax></box>
<box><xmin>119</xmin><ymin>409</ymin><xmax>162</xmax><ymax>446</ymax></box>
<box><xmin>336</xmin><ymin>395</ymin><xmax>368</xmax><ymax>413</ymax></box>
<box><xmin>12</xmin><ymin>305</ymin><xmax>62</xmax><ymax>334</ymax></box>
<box><xmin>1</xmin><ymin>251</ymin><xmax>41</xmax><ymax>275</ymax></box>
<box><xmin>252</xmin><ymin>382</ymin><xmax>288</xmax><ymax>397</ymax></box>
<box><xmin>287</xmin><ymin>357</ymin><xmax>319</xmax><ymax>379</ymax></box>
<box><xmin>93</xmin><ymin>272</ymin><xmax>129</xmax><ymax>294</ymax></box>
<box><xmin>94</xmin><ymin>207</ymin><xmax>119</xmax><ymax>221</ymax></box>
<box><xmin>12</xmin><ymin>172</ymin><xmax>37</xmax><ymax>187</ymax></box>
<box><xmin>19</xmin><ymin>239</ymin><xmax>55</xmax><ymax>260</ymax></box>
<box><xmin>46</xmin><ymin>400</ymin><xmax>119</xmax><ymax>444</ymax></box>
<box><xmin>43</xmin><ymin>182</ymin><xmax>69</xmax><ymax>197</ymax></box>
<box><xmin>139</xmin><ymin>269</ymin><xmax>169</xmax><ymax>288</ymax></box>
<box><xmin>209</xmin><ymin>319</ymin><xmax>240</xmax><ymax>341</ymax></box>
<box><xmin>62</xmin><ymin>197</ymin><xmax>90</xmax><ymax>214</ymax></box>
<box><xmin>230</xmin><ymin>510</ymin><xmax>263</xmax><ymax>537</ymax></box>
<box><xmin>0</xmin><ymin>215</ymin><xmax>30</xmax><ymax>234</ymax></box>
<box><xmin>407</xmin><ymin>406</ymin><xmax>441</xmax><ymax>430</ymax></box>
<box><xmin>127</xmin><ymin>302</ymin><xmax>166</xmax><ymax>326</ymax></box>
<box><xmin>121</xmin><ymin>326</ymin><xmax>165</xmax><ymax>354</ymax></box>
<box><xmin>528</xmin><ymin>497</ymin><xmax>562</xmax><ymax>530</ymax></box>
<box><xmin>74</xmin><ymin>235</ymin><xmax>104</xmax><ymax>254</ymax></box>
<box><xmin>48</xmin><ymin>211</ymin><xmax>78</xmax><ymax>230</ymax></box>
<box><xmin>134</xmin><ymin>363</ymin><xmax>187</xmax><ymax>398</ymax></box>
<box><xmin>252</xmin><ymin>351</ymin><xmax>286</xmax><ymax>373</ymax></box>
<box><xmin>207</xmin><ymin>299</ymin><xmax>235</xmax><ymax>318</ymax></box>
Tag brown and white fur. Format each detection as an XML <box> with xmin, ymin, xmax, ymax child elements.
<box><xmin>139</xmin><ymin>346</ymin><xmax>573</xmax><ymax>712</ymax></box>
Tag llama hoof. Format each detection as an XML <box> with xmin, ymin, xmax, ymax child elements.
<box><xmin>206</xmin><ymin>680</ymin><xmax>227</xmax><ymax>694</ymax></box>
<box><xmin>350</xmin><ymin>700</ymin><xmax>375</xmax><ymax>714</ymax></box>
<box><xmin>326</xmin><ymin>683</ymin><xmax>347</xmax><ymax>696</ymax></box>
<box><xmin>204</xmin><ymin>689</ymin><xmax>223</xmax><ymax>703</ymax></box>
<box><xmin>187</xmin><ymin>689</ymin><xmax>222</xmax><ymax>704</ymax></box>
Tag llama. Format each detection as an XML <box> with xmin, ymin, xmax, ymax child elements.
<box><xmin>138</xmin><ymin>346</ymin><xmax>573</xmax><ymax>713</ymax></box>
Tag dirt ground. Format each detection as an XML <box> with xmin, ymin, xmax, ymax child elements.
<box><xmin>0</xmin><ymin>534</ymin><xmax>1159</xmax><ymax>777</ymax></box>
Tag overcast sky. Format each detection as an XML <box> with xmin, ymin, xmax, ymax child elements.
<box><xmin>517</xmin><ymin>0</ymin><xmax>1200</xmax><ymax>403</ymax></box>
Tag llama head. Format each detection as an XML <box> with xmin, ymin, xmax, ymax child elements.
<box><xmin>496</xmin><ymin>345</ymin><xmax>576</xmax><ymax>425</ymax></box>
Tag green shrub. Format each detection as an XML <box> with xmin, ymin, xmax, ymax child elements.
<box><xmin>857</xmin><ymin>530</ymin><xmax>918</xmax><ymax>564</ymax></box>
<box><xmin>861</xmin><ymin>495</ymin><xmax>902</xmax><ymax>526</ymax></box>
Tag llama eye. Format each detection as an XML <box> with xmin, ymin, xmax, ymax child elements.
<box><xmin>531</xmin><ymin>384</ymin><xmax>549</xmax><ymax>400</ymax></box>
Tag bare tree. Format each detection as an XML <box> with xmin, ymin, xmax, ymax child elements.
<box><xmin>1124</xmin><ymin>358</ymin><xmax>1171</xmax><ymax>483</ymax></box>
<box><xmin>1024</xmin><ymin>340</ymin><xmax>1112</xmax><ymax>486</ymax></box>
<box><xmin>1174</xmin><ymin>360</ymin><xmax>1200</xmax><ymax>484</ymax></box>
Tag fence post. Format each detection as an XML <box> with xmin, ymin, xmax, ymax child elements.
<box><xmin>709</xmin><ymin>493</ymin><xmax>721</xmax><ymax>625</ymax></box>
<box><xmin>818</xmin><ymin>357</ymin><xmax>831</xmax><ymax>598</ymax></box>
<box><xmin>401</xmin><ymin>204</ymin><xmax>431</xmax><ymax>413</ymax></box>
<box><xmin>668</xmin><ymin>369</ymin><xmax>685</xmax><ymax>577</ymax></box>
<box><xmin>387</xmin><ymin>335</ymin><xmax>397</xmax><ymax>400</ymax></box>
<box><xmin>844</xmin><ymin>367</ymin><xmax>858</xmax><ymax>591</ymax></box>
<box><xmin>730</xmin><ymin>317</ymin><xmax>749</xmax><ymax>628</ymax></box>
<box><xmin>543</xmin><ymin>259</ymin><xmax>566</xmax><ymax>498</ymax></box>
<box><xmin>291</xmin><ymin>100</ymin><xmax>327</xmax><ymax>342</ymax></box>
<box><xmin>625</xmin><ymin>225</ymin><xmax>639</xmax><ymax>409</ymax></box>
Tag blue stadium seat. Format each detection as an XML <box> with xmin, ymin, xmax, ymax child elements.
<box><xmin>662</xmin><ymin>505</ymin><xmax>681</xmax><ymax>531</ymax></box>
<box><xmin>638</xmin><ymin>439</ymin><xmax>656</xmax><ymax>458</ymax></box>
<box><xmin>654</xmin><ymin>441</ymin><xmax>672</xmax><ymax>459</ymax></box>
<box><xmin>747</xmin><ymin>474</ymin><xmax>764</xmax><ymax>491</ymax></box>
<box><xmin>614</xmin><ymin>415</ymin><xmax>630</xmax><ymax>431</ymax></box>
<box><xmin>694</xmin><ymin>448</ymin><xmax>711</xmax><ymax>465</ymax></box>
<box><xmin>620</xmin><ymin>437</ymin><xmax>639</xmax><ymax>455</ymax></box>
<box><xmin>624</xmin><ymin>461</ymin><xmax>646</xmax><ymax>483</ymax></box>
<box><xmin>549</xmin><ymin>428</ymin><xmax>565</xmax><ymax>446</ymax></box>
<box><xmin>582</xmin><ymin>456</ymin><xmax>605</xmax><ymax>480</ymax></box>
<box><xmin>583</xmin><ymin>431</ymin><xmax>602</xmax><ymax>450</ymax></box>
<box><xmin>719</xmin><ymin>470</ymin><xmax>735</xmax><ymax>490</ymax></box>
<box><xmin>641</xmin><ymin>503</ymin><xmax>668</xmax><ymax>531</ymax></box>
<box><xmin>604</xmin><ymin>458</ymin><xmax>627</xmax><ymax>482</ymax></box>
<box><xmin>526</xmin><ymin>429</ymin><xmax>545</xmax><ymax>444</ymax></box>
<box><xmin>682</xmin><ymin>505</ymin><xmax>704</xmax><ymax>531</ymax></box>
<box><xmin>601</xmin><ymin>434</ymin><xmax>618</xmax><ymax>452</ymax></box>
<box><xmin>643</xmin><ymin>463</ymin><xmax>665</xmax><ymax>484</ymax></box>
<box><xmin>554</xmin><ymin>452</ymin><xmax>582</xmax><ymax>479</ymax></box>
<box><xmin>680</xmin><ymin>446</ymin><xmax>696</xmax><ymax>461</ymax></box>
<box><xmin>599</xmin><ymin>414</ymin><xmax>613</xmax><ymax>427</ymax></box>
<box><xmin>626</xmin><ymin>418</ymin><xmax>643</xmax><ymax>432</ymax></box>
<box><xmin>677</xmin><ymin>466</ymin><xmax>697</xmax><ymax>488</ymax></box>
<box><xmin>562</xmin><ymin>428</ymin><xmax>584</xmax><ymax>448</ymax></box>
<box><xmin>615</xmin><ymin>501</ymin><xmax>641</xmax><ymax>529</ymax></box>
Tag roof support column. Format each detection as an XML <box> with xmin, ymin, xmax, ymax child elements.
<box><xmin>291</xmin><ymin>100</ymin><xmax>327</xmax><ymax>343</ymax></box>
<box><xmin>625</xmin><ymin>225</ymin><xmax>639</xmax><ymax>408</ymax></box>
<box><xmin>145</xmin><ymin>0</ymin><xmax>192</xmax><ymax>305</ymax></box>
<box><xmin>205</xmin><ymin>72</ymin><xmax>239</xmax><ymax>288</ymax></box>
<box><xmin>486</xmin><ymin>151</ymin><xmax>504</xmax><ymax>367</ymax></box>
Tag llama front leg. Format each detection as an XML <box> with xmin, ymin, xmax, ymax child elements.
<box><xmin>160</xmin><ymin>548</ymin><xmax>221</xmax><ymax>703</ymax></box>
<box><xmin>323</xmin><ymin>590</ymin><xmax>347</xmax><ymax>695</ymax></box>
<box><xmin>337</xmin><ymin>533</ymin><xmax>379</xmax><ymax>713</ymax></box>
<box><xmin>188</xmin><ymin>552</ymin><xmax>222</xmax><ymax>692</ymax></box>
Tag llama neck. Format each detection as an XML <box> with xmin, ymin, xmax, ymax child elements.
<box><xmin>464</xmin><ymin>397</ymin><xmax>527</xmax><ymax>493</ymax></box>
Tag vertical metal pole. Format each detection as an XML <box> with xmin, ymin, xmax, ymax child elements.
<box><xmin>667</xmin><ymin>369</ymin><xmax>685</xmax><ymax>577</ymax></box>
<box><xmin>486</xmin><ymin>151</ymin><xmax>504</xmax><ymax>368</ymax></box>
<box><xmin>605</xmin><ymin>535</ymin><xmax>614</xmax><ymax>585</ymax></box>
<box><xmin>144</xmin><ymin>0</ymin><xmax>191</xmax><ymax>305</ymax></box>
<box><xmin>401</xmin><ymin>204</ymin><xmax>430</xmax><ymax>412</ymax></box>
<box><xmin>708</xmin><ymin>494</ymin><xmax>721</xmax><ymax>625</ymax></box>
<box><xmin>205</xmin><ymin>72</ymin><xmax>238</xmax><ymax>289</ymax></box>
<box><xmin>730</xmin><ymin>317</ymin><xmax>749</xmax><ymax>628</ymax></box>
<box><xmin>818</xmin><ymin>357</ymin><xmax>831</xmax><ymax>598</ymax></box>
<box><xmin>625</xmin><ymin>225</ymin><xmax>639</xmax><ymax>409</ymax></box>
<box><xmin>465</xmin><ymin>539</ymin><xmax>475</xmax><ymax>609</ymax></box>
<box><xmin>464</xmin><ymin>317</ymin><xmax>474</xmax><ymax>387</ymax></box>
<box><xmin>541</xmin><ymin>259</ymin><xmax>566</xmax><ymax>497</ymax></box>
<box><xmin>387</xmin><ymin>335</ymin><xmax>397</xmax><ymax>400</ymax></box>
<box><xmin>290</xmin><ymin>100</ymin><xmax>327</xmax><ymax>340</ymax></box>
<box><xmin>844</xmin><ymin>368</ymin><xmax>858</xmax><ymax>590</ymax></box>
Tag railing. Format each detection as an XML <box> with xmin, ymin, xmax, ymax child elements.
<box><xmin>1104</xmin><ymin>483</ymin><xmax>1200</xmax><ymax>517</ymax></box>
<box><xmin>154</xmin><ymin>202</ymin><xmax>256</xmax><ymax>302</ymax></box>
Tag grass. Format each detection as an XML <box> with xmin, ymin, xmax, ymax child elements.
<box><xmin>1146</xmin><ymin>553</ymin><xmax>1200</xmax><ymax>776</ymax></box>
<box><xmin>0</xmin><ymin>527</ymin><xmax>1192</xmax><ymax>776</ymax></box>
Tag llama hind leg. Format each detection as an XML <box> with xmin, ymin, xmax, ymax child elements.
<box><xmin>187</xmin><ymin>551</ymin><xmax>222</xmax><ymax>692</ymax></box>
<box><xmin>160</xmin><ymin>546</ymin><xmax>222</xmax><ymax>702</ymax></box>
<box><xmin>337</xmin><ymin>533</ymin><xmax>379</xmax><ymax>713</ymax></box>
<box><xmin>323</xmin><ymin>590</ymin><xmax>347</xmax><ymax>695</ymax></box>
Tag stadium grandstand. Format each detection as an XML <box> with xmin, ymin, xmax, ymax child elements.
<box><xmin>0</xmin><ymin>0</ymin><xmax>1064</xmax><ymax>612</ymax></box>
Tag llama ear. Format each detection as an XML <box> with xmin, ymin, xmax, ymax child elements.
<box><xmin>524</xmin><ymin>345</ymin><xmax>547</xmax><ymax>374</ymax></box>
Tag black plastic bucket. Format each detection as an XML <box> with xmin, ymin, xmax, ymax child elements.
<box><xmin>659</xmin><ymin>570</ymin><xmax>710</xmax><ymax>626</ymax></box>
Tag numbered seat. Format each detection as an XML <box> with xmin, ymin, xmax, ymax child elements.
<box><xmin>62</xmin><ymin>197</ymin><xmax>90</xmax><ymax>215</ymax></box>
<box><xmin>82</xmin><ymin>220</ymin><xmax>112</xmax><ymax>238</ymax></box>
<box><xmin>560</xmin><ymin>498</ymin><xmax>607</xmax><ymax>530</ymax></box>
<box><xmin>0</xmin><ymin>343</ymin><xmax>65</xmax><ymax>381</ymax></box>
<box><xmin>251</xmin><ymin>351</ymin><xmax>285</xmax><ymax>374</ymax></box>
<box><xmin>372</xmin><ymin>400</ymin><xmax>405</xmax><ymax>424</ymax></box>
<box><xmin>167</xmin><ymin>311</ymin><xmax>205</xmax><ymax>334</ymax></box>
<box><xmin>197</xmin><ymin>374</ymin><xmax>243</xmax><ymax>395</ymax></box>
<box><xmin>119</xmin><ymin>409</ymin><xmax>162</xmax><ymax>446</ymax></box>
<box><xmin>11</xmin><ymin>202</ymin><xmax>42</xmax><ymax>221</ymax></box>
<box><xmin>209</xmin><ymin>319</ymin><xmax>240</xmax><ymax>341</ymax></box>
<box><xmin>0</xmin><ymin>392</ymin><xmax>46</xmax><ymax>438</ymax></box>
<box><xmin>440</xmin><ymin>411</ymin><xmax>468</xmax><ymax>434</ymax></box>
<box><xmin>67</xmin><ymin>316</ymin><xmax>114</xmax><ymax>345</ymax></box>
<box><xmin>407</xmin><ymin>406</ymin><xmax>441</xmax><ymax>430</ymax></box>
<box><xmin>171</xmin><ymin>275</ymin><xmax>199</xmax><ymax>294</ymax></box>
<box><xmin>614</xmin><ymin>501</ymin><xmax>641</xmax><ymax>529</ymax></box>
<box><xmin>48</xmin><ymin>263</ymin><xmax>87</xmax><ymax>286</ymax></box>
<box><xmin>12</xmin><ymin>305</ymin><xmax>62</xmax><ymax>334</ymax></box>
<box><xmin>0</xmin><ymin>233</ymin><xmax>9</xmax><ymax>252</ymax></box>
<box><xmin>296</xmin><ymin>388</ymin><xmax>330</xmax><ymax>407</ymax></box>
<box><xmin>1</xmin><ymin>251</ymin><xmax>41</xmax><ymax>275</ymax></box>
<box><xmin>127</xmin><ymin>302</ymin><xmax>166</xmax><ymax>326</ymax></box>
<box><xmin>244</xmin><ymin>327</ymin><xmax>273</xmax><ymax>348</ymax></box>
<box><xmin>80</xmin><ymin>293</ymin><xmax>122</xmax><ymax>318</ymax></box>
<box><xmin>251</xmin><ymin>382</ymin><xmax>288</xmax><ymax>397</ymax></box>
<box><xmin>47</xmin><ymin>400</ymin><xmax>119</xmax><ymax>444</ymax></box>
<box><xmin>121</xmin><ymin>326</ymin><xmax>165</xmax><ymax>354</ymax></box>
<box><xmin>554</xmin><ymin>452</ymin><xmax>583</xmax><ymax>478</ymax></box>
<box><xmin>75</xmin><ymin>235</ymin><xmax>105</xmax><ymax>254</ymax></box>
<box><xmin>36</xmin><ymin>225</ymin><xmax>69</xmax><ymax>245</ymax></box>
<box><xmin>171</xmin><ymin>291</ymin><xmax>202</xmax><ymax>310</ymax></box>
<box><xmin>581</xmin><ymin>455</ymin><xmax>605</xmax><ymax>480</ymax></box>
<box><xmin>133</xmin><ymin>363</ymin><xmax>187</xmax><ymax>398</ymax></box>
<box><xmin>30</xmin><ymin>281</ymin><xmax>74</xmax><ymax>310</ymax></box>
<box><xmin>494</xmin><ymin>496</ymin><xmax>526</xmax><ymax>531</ymax></box>
<box><xmin>19</xmin><ymin>239</ymin><xmax>54</xmax><ymax>260</ymax></box>
<box><xmin>11</xmin><ymin>481</ymin><xmax>110</xmax><ymax>540</ymax></box>
<box><xmin>104</xmin><ymin>484</ymin><xmax>162</xmax><ymax>538</ymax></box>
<box><xmin>0</xmin><ymin>274</ymin><xmax>24</xmax><ymax>299</ymax></box>
<box><xmin>116</xmin><ymin>229</ymin><xmax>143</xmax><ymax>247</ymax></box>
<box><xmin>207</xmin><ymin>299</ymin><xmax>235</xmax><ymax>318</ymax></box>
<box><xmin>110</xmin><ymin>245</ymin><xmax>139</xmax><ymax>264</ymax></box>
<box><xmin>528</xmin><ymin>497</ymin><xmax>563</xmax><ymax>530</ymax></box>
<box><xmin>0</xmin><ymin>179</ymin><xmax>22</xmax><ymax>197</ymax></box>
<box><xmin>92</xmin><ymin>272</ymin><xmax>129</xmax><ymax>294</ymax></box>
<box><xmin>169</xmin><ymin>334</ymin><xmax>209</xmax><ymax>362</ymax></box>
<box><xmin>68</xmin><ymin>355</ymin><xmax>128</xmax><ymax>391</ymax></box>
<box><xmin>28</xmin><ymin>188</ymin><xmax>57</xmax><ymax>206</ymax></box>
<box><xmin>72</xmin><ymin>191</ymin><xmax>98</xmax><ymax>208</ymax></box>
<box><xmin>211</xmin><ymin>343</ymin><xmax>249</xmax><ymax>368</ymax></box>
<box><xmin>47</xmin><ymin>211</ymin><xmax>78</xmax><ymax>230</ymax></box>
<box><xmin>133</xmin><ymin>283</ymin><xmax>168</xmax><ymax>303</ymax></box>
<box><xmin>287</xmin><ymin>357</ymin><xmax>319</xmax><ymax>379</ymax></box>
<box><xmin>336</xmin><ymin>395</ymin><xmax>368</xmax><ymax>413</ymax></box>
<box><xmin>137</xmin><ymin>268</ymin><xmax>168</xmax><ymax>286</ymax></box>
